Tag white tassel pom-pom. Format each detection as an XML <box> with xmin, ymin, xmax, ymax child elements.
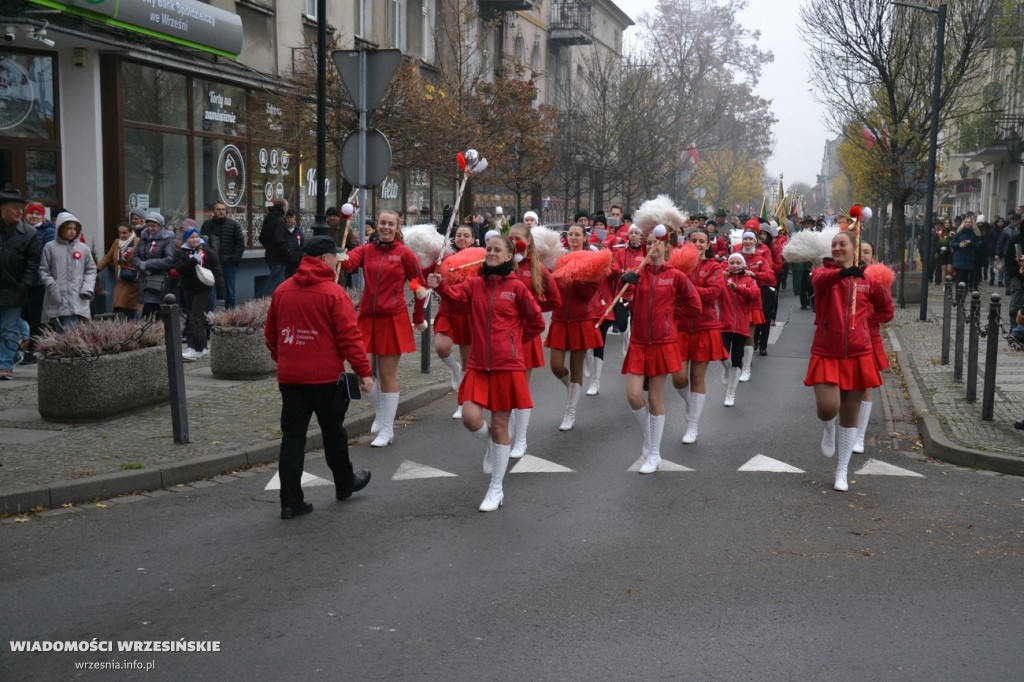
<box><xmin>341</xmin><ymin>202</ymin><xmax>355</xmax><ymax>217</ymax></box>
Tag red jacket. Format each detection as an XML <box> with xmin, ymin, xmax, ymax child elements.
<box><xmin>613</xmin><ymin>242</ymin><xmax>646</xmax><ymax>303</ymax></box>
<box><xmin>679</xmin><ymin>258</ymin><xmax>725</xmax><ymax>332</ymax></box>
<box><xmin>515</xmin><ymin>257</ymin><xmax>561</xmax><ymax>313</ymax></box>
<box><xmin>341</xmin><ymin>240</ymin><xmax>425</xmax><ymax>323</ymax></box>
<box><xmin>551</xmin><ymin>278</ymin><xmax>602</xmax><ymax>323</ymax></box>
<box><xmin>709</xmin><ymin>233</ymin><xmax>731</xmax><ymax>261</ymax></box>
<box><xmin>436</xmin><ymin>272</ymin><xmax>545</xmax><ymax>371</ymax></box>
<box><xmin>265</xmin><ymin>256</ymin><xmax>373</xmax><ymax>384</ymax></box>
<box><xmin>431</xmin><ymin>259</ymin><xmax>470</xmax><ymax>317</ymax></box>
<box><xmin>718</xmin><ymin>272</ymin><xmax>760</xmax><ymax>336</ymax></box>
<box><xmin>628</xmin><ymin>264</ymin><xmax>702</xmax><ymax>345</ymax></box>
<box><xmin>811</xmin><ymin>262</ymin><xmax>894</xmax><ymax>358</ymax></box>
<box><xmin>731</xmin><ymin>244</ymin><xmax>776</xmax><ymax>310</ymax></box>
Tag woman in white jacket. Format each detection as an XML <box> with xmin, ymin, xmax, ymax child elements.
<box><xmin>39</xmin><ymin>212</ymin><xmax>97</xmax><ymax>331</ymax></box>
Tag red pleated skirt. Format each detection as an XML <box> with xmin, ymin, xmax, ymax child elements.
<box><xmin>433</xmin><ymin>310</ymin><xmax>472</xmax><ymax>345</ymax></box>
<box><xmin>621</xmin><ymin>342</ymin><xmax>682</xmax><ymax>376</ymax></box>
<box><xmin>523</xmin><ymin>335</ymin><xmax>546</xmax><ymax>369</ymax></box>
<box><xmin>872</xmin><ymin>337</ymin><xmax>890</xmax><ymax>371</ymax></box>
<box><xmin>545</xmin><ymin>319</ymin><xmax>604</xmax><ymax>351</ymax></box>
<box><xmin>678</xmin><ymin>329</ymin><xmax>730</xmax><ymax>363</ymax></box>
<box><xmin>749</xmin><ymin>309</ymin><xmax>766</xmax><ymax>325</ymax></box>
<box><xmin>458</xmin><ymin>368</ymin><xmax>532</xmax><ymax>411</ymax></box>
<box><xmin>803</xmin><ymin>353</ymin><xmax>882</xmax><ymax>391</ymax></box>
<box><xmin>359</xmin><ymin>312</ymin><xmax>416</xmax><ymax>355</ymax></box>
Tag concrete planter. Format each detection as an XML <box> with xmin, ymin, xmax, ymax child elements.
<box><xmin>38</xmin><ymin>345</ymin><xmax>169</xmax><ymax>422</ymax></box>
<box><xmin>210</xmin><ymin>326</ymin><xmax>276</xmax><ymax>379</ymax></box>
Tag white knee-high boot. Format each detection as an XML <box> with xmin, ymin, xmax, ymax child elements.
<box><xmin>682</xmin><ymin>392</ymin><xmax>706</xmax><ymax>444</ymax></box>
<box><xmin>510</xmin><ymin>408</ymin><xmax>531</xmax><ymax>459</ymax></box>
<box><xmin>365</xmin><ymin>383</ymin><xmax>382</xmax><ymax>435</ymax></box>
<box><xmin>471</xmin><ymin>423</ymin><xmax>492</xmax><ymax>473</ymax></box>
<box><xmin>834</xmin><ymin>426</ymin><xmax>858</xmax><ymax>491</ymax></box>
<box><xmin>632</xmin><ymin>405</ymin><xmax>650</xmax><ymax>460</ymax></box>
<box><xmin>821</xmin><ymin>417</ymin><xmax>837</xmax><ymax>457</ymax></box>
<box><xmin>584</xmin><ymin>348</ymin><xmax>595</xmax><ymax>378</ymax></box>
<box><xmin>440</xmin><ymin>353</ymin><xmax>461</xmax><ymax>391</ymax></box>
<box><xmin>479</xmin><ymin>442</ymin><xmax>510</xmax><ymax>511</ymax></box>
<box><xmin>621</xmin><ymin>326</ymin><xmax>630</xmax><ymax>355</ymax></box>
<box><xmin>640</xmin><ymin>414</ymin><xmax>665</xmax><ymax>474</ymax></box>
<box><xmin>720</xmin><ymin>360</ymin><xmax>730</xmax><ymax>385</ymax></box>
<box><xmin>370</xmin><ymin>392</ymin><xmax>399</xmax><ymax>447</ymax></box>
<box><xmin>586</xmin><ymin>358</ymin><xmax>603</xmax><ymax>396</ymax></box>
<box><xmin>854</xmin><ymin>400</ymin><xmax>872</xmax><ymax>454</ymax></box>
<box><xmin>740</xmin><ymin>346</ymin><xmax>753</xmax><ymax>382</ymax></box>
<box><xmin>724</xmin><ymin>367</ymin><xmax>741</xmax><ymax>406</ymax></box>
<box><xmin>559</xmin><ymin>383</ymin><xmax>582</xmax><ymax>431</ymax></box>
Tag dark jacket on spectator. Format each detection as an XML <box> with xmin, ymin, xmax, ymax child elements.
<box><xmin>0</xmin><ymin>218</ymin><xmax>40</xmax><ymax>308</ymax></box>
<box><xmin>201</xmin><ymin>216</ymin><xmax>246</xmax><ymax>267</ymax></box>
<box><xmin>262</xmin><ymin>206</ymin><xmax>289</xmax><ymax>264</ymax></box>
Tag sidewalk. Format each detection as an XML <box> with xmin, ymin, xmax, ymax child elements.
<box><xmin>0</xmin><ymin>333</ymin><xmax>452</xmax><ymax>514</ymax></box>
<box><xmin>885</xmin><ymin>279</ymin><xmax>1024</xmax><ymax>475</ymax></box>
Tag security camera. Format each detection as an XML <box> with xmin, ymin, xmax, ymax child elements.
<box><xmin>3</xmin><ymin>27</ymin><xmax>15</xmax><ymax>43</ymax></box>
<box><xmin>30</xmin><ymin>26</ymin><xmax>54</xmax><ymax>47</ymax></box>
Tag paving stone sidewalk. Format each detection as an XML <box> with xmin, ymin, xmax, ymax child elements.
<box><xmin>886</xmin><ymin>280</ymin><xmax>1024</xmax><ymax>474</ymax></box>
<box><xmin>0</xmin><ymin>335</ymin><xmax>452</xmax><ymax>513</ymax></box>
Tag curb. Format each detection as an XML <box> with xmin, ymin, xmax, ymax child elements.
<box><xmin>891</xmin><ymin>331</ymin><xmax>1024</xmax><ymax>477</ymax></box>
<box><xmin>0</xmin><ymin>382</ymin><xmax>452</xmax><ymax>515</ymax></box>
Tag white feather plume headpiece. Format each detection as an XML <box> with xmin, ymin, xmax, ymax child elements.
<box><xmin>782</xmin><ymin>226</ymin><xmax>839</xmax><ymax>263</ymax></box>
<box><xmin>632</xmin><ymin>195</ymin><xmax>685</xmax><ymax>234</ymax></box>
<box><xmin>402</xmin><ymin>223</ymin><xmax>446</xmax><ymax>268</ymax></box>
<box><xmin>531</xmin><ymin>226</ymin><xmax>567</xmax><ymax>271</ymax></box>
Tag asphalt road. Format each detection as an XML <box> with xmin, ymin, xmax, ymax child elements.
<box><xmin>3</xmin><ymin>301</ymin><xmax>1023</xmax><ymax>681</ymax></box>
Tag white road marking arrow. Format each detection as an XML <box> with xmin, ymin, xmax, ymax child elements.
<box><xmin>264</xmin><ymin>471</ymin><xmax>333</xmax><ymax>491</ymax></box>
<box><xmin>738</xmin><ymin>455</ymin><xmax>805</xmax><ymax>473</ymax></box>
<box><xmin>855</xmin><ymin>459</ymin><xmax>924</xmax><ymax>477</ymax></box>
<box><xmin>510</xmin><ymin>455</ymin><xmax>574</xmax><ymax>473</ymax></box>
<box><xmin>392</xmin><ymin>460</ymin><xmax>458</xmax><ymax>480</ymax></box>
<box><xmin>627</xmin><ymin>457</ymin><xmax>695</xmax><ymax>472</ymax></box>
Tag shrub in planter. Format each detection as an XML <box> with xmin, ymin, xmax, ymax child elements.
<box><xmin>206</xmin><ymin>298</ymin><xmax>275</xmax><ymax>379</ymax></box>
<box><xmin>34</xmin><ymin>318</ymin><xmax>169</xmax><ymax>422</ymax></box>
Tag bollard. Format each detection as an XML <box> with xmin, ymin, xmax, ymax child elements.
<box><xmin>966</xmin><ymin>291</ymin><xmax>981</xmax><ymax>402</ymax></box>
<box><xmin>953</xmin><ymin>282</ymin><xmax>967</xmax><ymax>383</ymax></box>
<box><xmin>981</xmin><ymin>293</ymin><xmax>1001</xmax><ymax>421</ymax></box>
<box><xmin>420</xmin><ymin>296</ymin><xmax>432</xmax><ymax>374</ymax></box>
<box><xmin>941</xmin><ymin>275</ymin><xmax>953</xmax><ymax>365</ymax></box>
<box><xmin>160</xmin><ymin>294</ymin><xmax>189</xmax><ymax>444</ymax></box>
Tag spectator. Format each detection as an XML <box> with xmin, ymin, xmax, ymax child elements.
<box><xmin>128</xmin><ymin>208</ymin><xmax>146</xmax><ymax>237</ymax></box>
<box><xmin>173</xmin><ymin>227</ymin><xmax>224</xmax><ymax>360</ymax></box>
<box><xmin>256</xmin><ymin>198</ymin><xmax>289</xmax><ymax>297</ymax></box>
<box><xmin>1005</xmin><ymin>215</ymin><xmax>1024</xmax><ymax>329</ymax></box>
<box><xmin>996</xmin><ymin>213</ymin><xmax>1021</xmax><ymax>290</ymax></box>
<box><xmin>283</xmin><ymin>211</ymin><xmax>304</xmax><ymax>278</ymax></box>
<box><xmin>988</xmin><ymin>216</ymin><xmax>1005</xmax><ymax>286</ymax></box>
<box><xmin>951</xmin><ymin>216</ymin><xmax>983</xmax><ymax>288</ymax></box>
<box><xmin>936</xmin><ymin>221</ymin><xmax>954</xmax><ymax>283</ymax></box>
<box><xmin>95</xmin><ymin>222</ymin><xmax>142</xmax><ymax>320</ymax></box>
<box><xmin>39</xmin><ymin>212</ymin><xmax>97</xmax><ymax>332</ymax></box>
<box><xmin>200</xmin><ymin>202</ymin><xmax>245</xmax><ymax>309</ymax></box>
<box><xmin>0</xmin><ymin>189</ymin><xmax>40</xmax><ymax>380</ymax></box>
<box><xmin>20</xmin><ymin>202</ymin><xmax>55</xmax><ymax>364</ymax></box>
<box><xmin>132</xmin><ymin>212</ymin><xmax>176</xmax><ymax>318</ymax></box>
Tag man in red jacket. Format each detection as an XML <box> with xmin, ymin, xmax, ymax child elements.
<box><xmin>265</xmin><ymin>236</ymin><xmax>376</xmax><ymax>519</ymax></box>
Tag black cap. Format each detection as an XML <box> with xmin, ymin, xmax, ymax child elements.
<box><xmin>303</xmin><ymin>236</ymin><xmax>343</xmax><ymax>257</ymax></box>
<box><xmin>800</xmin><ymin>216</ymin><xmax>815</xmax><ymax>225</ymax></box>
<box><xmin>715</xmin><ymin>208</ymin><xmax>727</xmax><ymax>216</ymax></box>
<box><xmin>0</xmin><ymin>188</ymin><xmax>28</xmax><ymax>206</ymax></box>
<box><xmin>592</xmin><ymin>211</ymin><xmax>607</xmax><ymax>226</ymax></box>
<box><xmin>574</xmin><ymin>210</ymin><xmax>590</xmax><ymax>222</ymax></box>
<box><xmin>325</xmin><ymin>206</ymin><xmax>341</xmax><ymax>217</ymax></box>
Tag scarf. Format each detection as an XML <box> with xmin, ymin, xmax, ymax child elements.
<box><xmin>481</xmin><ymin>260</ymin><xmax>514</xmax><ymax>277</ymax></box>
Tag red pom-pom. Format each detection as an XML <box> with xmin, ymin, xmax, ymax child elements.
<box><xmin>744</xmin><ymin>218</ymin><xmax>761</xmax><ymax>231</ymax></box>
<box><xmin>442</xmin><ymin>247</ymin><xmax>485</xmax><ymax>283</ymax></box>
<box><xmin>457</xmin><ymin>152</ymin><xmax>467</xmax><ymax>172</ymax></box>
<box><xmin>863</xmin><ymin>263</ymin><xmax>895</xmax><ymax>290</ymax></box>
<box><xmin>552</xmin><ymin>250</ymin><xmax>612</xmax><ymax>284</ymax></box>
<box><xmin>849</xmin><ymin>205</ymin><xmax>862</xmax><ymax>220</ymax></box>
<box><xmin>514</xmin><ymin>239</ymin><xmax>528</xmax><ymax>255</ymax></box>
<box><xmin>668</xmin><ymin>242</ymin><xmax>699</xmax><ymax>274</ymax></box>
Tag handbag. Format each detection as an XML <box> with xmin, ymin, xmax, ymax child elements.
<box><xmin>118</xmin><ymin>267</ymin><xmax>139</xmax><ymax>283</ymax></box>
<box><xmin>143</xmin><ymin>272</ymin><xmax>167</xmax><ymax>294</ymax></box>
<box><xmin>332</xmin><ymin>372</ymin><xmax>361</xmax><ymax>414</ymax></box>
<box><xmin>196</xmin><ymin>264</ymin><xmax>215</xmax><ymax>287</ymax></box>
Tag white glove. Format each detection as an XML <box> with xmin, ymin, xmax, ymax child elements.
<box><xmin>414</xmin><ymin>321</ymin><xmax>428</xmax><ymax>333</ymax></box>
<box><xmin>337</xmin><ymin>252</ymin><xmax>349</xmax><ymax>262</ymax></box>
<box><xmin>192</xmin><ymin>252</ymin><xmax>203</xmax><ymax>263</ymax></box>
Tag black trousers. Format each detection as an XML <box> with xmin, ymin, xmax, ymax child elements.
<box><xmin>593</xmin><ymin>319</ymin><xmax>614</xmax><ymax>360</ymax></box>
<box><xmin>278</xmin><ymin>383</ymin><xmax>354</xmax><ymax>507</ymax></box>
<box><xmin>754</xmin><ymin>286</ymin><xmax>777</xmax><ymax>350</ymax></box>
<box><xmin>721</xmin><ymin>332</ymin><xmax>747</xmax><ymax>368</ymax></box>
<box><xmin>184</xmin><ymin>287</ymin><xmax>211</xmax><ymax>351</ymax></box>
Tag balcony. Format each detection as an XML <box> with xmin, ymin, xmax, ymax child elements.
<box><xmin>478</xmin><ymin>0</ymin><xmax>541</xmax><ymax>15</ymax></box>
<box><xmin>980</xmin><ymin>6</ymin><xmax>1024</xmax><ymax>48</ymax></box>
<box><xmin>550</xmin><ymin>1</ymin><xmax>593</xmax><ymax>47</ymax></box>
<box><xmin>959</xmin><ymin>112</ymin><xmax>1024</xmax><ymax>165</ymax></box>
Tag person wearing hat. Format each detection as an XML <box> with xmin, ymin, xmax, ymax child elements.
<box><xmin>19</xmin><ymin>202</ymin><xmax>55</xmax><ymax>364</ymax></box>
<box><xmin>38</xmin><ymin>212</ymin><xmax>97</xmax><ymax>332</ymax></box>
<box><xmin>730</xmin><ymin>222</ymin><xmax>776</xmax><ymax>379</ymax></box>
<box><xmin>491</xmin><ymin>206</ymin><xmax>510</xmax><ymax>235</ymax></box>
<box><xmin>265</xmin><ymin>236</ymin><xmax>374</xmax><ymax>519</ymax></box>
<box><xmin>793</xmin><ymin>216</ymin><xmax>818</xmax><ymax>310</ymax></box>
<box><xmin>132</xmin><ymin>212</ymin><xmax>177</xmax><ymax>318</ymax></box>
<box><xmin>585</xmin><ymin>211</ymin><xmax>616</xmax><ymax>396</ymax></box>
<box><xmin>0</xmin><ymin>189</ymin><xmax>40</xmax><ymax>380</ymax></box>
<box><xmin>173</xmin><ymin>226</ymin><xmax>225</xmax><ymax>360</ymax></box>
<box><xmin>574</xmin><ymin>210</ymin><xmax>590</xmax><ymax>231</ymax></box>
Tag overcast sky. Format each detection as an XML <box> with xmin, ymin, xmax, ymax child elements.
<box><xmin>614</xmin><ymin>0</ymin><xmax>830</xmax><ymax>187</ymax></box>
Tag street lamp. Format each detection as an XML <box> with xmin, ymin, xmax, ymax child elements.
<box><xmin>959</xmin><ymin>160</ymin><xmax>969</xmax><ymax>180</ymax></box>
<box><xmin>893</xmin><ymin>0</ymin><xmax>946</xmax><ymax>321</ymax></box>
<box><xmin>311</xmin><ymin>0</ymin><xmax>329</xmax><ymax>236</ymax></box>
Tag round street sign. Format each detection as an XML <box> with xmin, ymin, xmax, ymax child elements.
<box><xmin>340</xmin><ymin>128</ymin><xmax>392</xmax><ymax>189</ymax></box>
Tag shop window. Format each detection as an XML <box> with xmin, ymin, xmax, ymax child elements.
<box><xmin>122</xmin><ymin>63</ymin><xmax>188</xmax><ymax>129</ymax></box>
<box><xmin>193</xmin><ymin>78</ymin><xmax>246</xmax><ymax>138</ymax></box>
<box><xmin>24</xmin><ymin>150</ymin><xmax>58</xmax><ymax>202</ymax></box>
<box><xmin>124</xmin><ymin>128</ymin><xmax>189</xmax><ymax>228</ymax></box>
<box><xmin>195</xmin><ymin>137</ymin><xmax>248</xmax><ymax>235</ymax></box>
<box><xmin>0</xmin><ymin>53</ymin><xmax>57</xmax><ymax>140</ymax></box>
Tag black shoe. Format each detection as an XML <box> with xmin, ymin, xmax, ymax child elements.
<box><xmin>1015</xmin><ymin>421</ymin><xmax>1024</xmax><ymax>431</ymax></box>
<box><xmin>758</xmin><ymin>348</ymin><xmax>767</xmax><ymax>356</ymax></box>
<box><xmin>280</xmin><ymin>502</ymin><xmax>313</xmax><ymax>519</ymax></box>
<box><xmin>337</xmin><ymin>470</ymin><xmax>371</xmax><ymax>500</ymax></box>
<box><xmin>18</xmin><ymin>351</ymin><xmax>36</xmax><ymax>366</ymax></box>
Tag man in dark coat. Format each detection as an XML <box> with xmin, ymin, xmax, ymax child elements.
<box><xmin>200</xmin><ymin>201</ymin><xmax>246</xmax><ymax>308</ymax></box>
<box><xmin>0</xmin><ymin>189</ymin><xmax>41</xmax><ymax>380</ymax></box>
<box><xmin>257</xmin><ymin>198</ymin><xmax>289</xmax><ymax>297</ymax></box>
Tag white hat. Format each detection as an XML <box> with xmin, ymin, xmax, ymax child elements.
<box><xmin>742</xmin><ymin>230</ymin><xmax>758</xmax><ymax>241</ymax></box>
<box><xmin>728</xmin><ymin>252</ymin><xmax>747</xmax><ymax>265</ymax></box>
<box><xmin>55</xmin><ymin>212</ymin><xmax>81</xmax><ymax>231</ymax></box>
<box><xmin>523</xmin><ymin>210</ymin><xmax>539</xmax><ymax>222</ymax></box>
<box><xmin>494</xmin><ymin>206</ymin><xmax>504</xmax><ymax>216</ymax></box>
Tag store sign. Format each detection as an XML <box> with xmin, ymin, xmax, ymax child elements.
<box><xmin>28</xmin><ymin>0</ymin><xmax>243</xmax><ymax>58</ymax></box>
<box><xmin>217</xmin><ymin>144</ymin><xmax>246</xmax><ymax>207</ymax></box>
